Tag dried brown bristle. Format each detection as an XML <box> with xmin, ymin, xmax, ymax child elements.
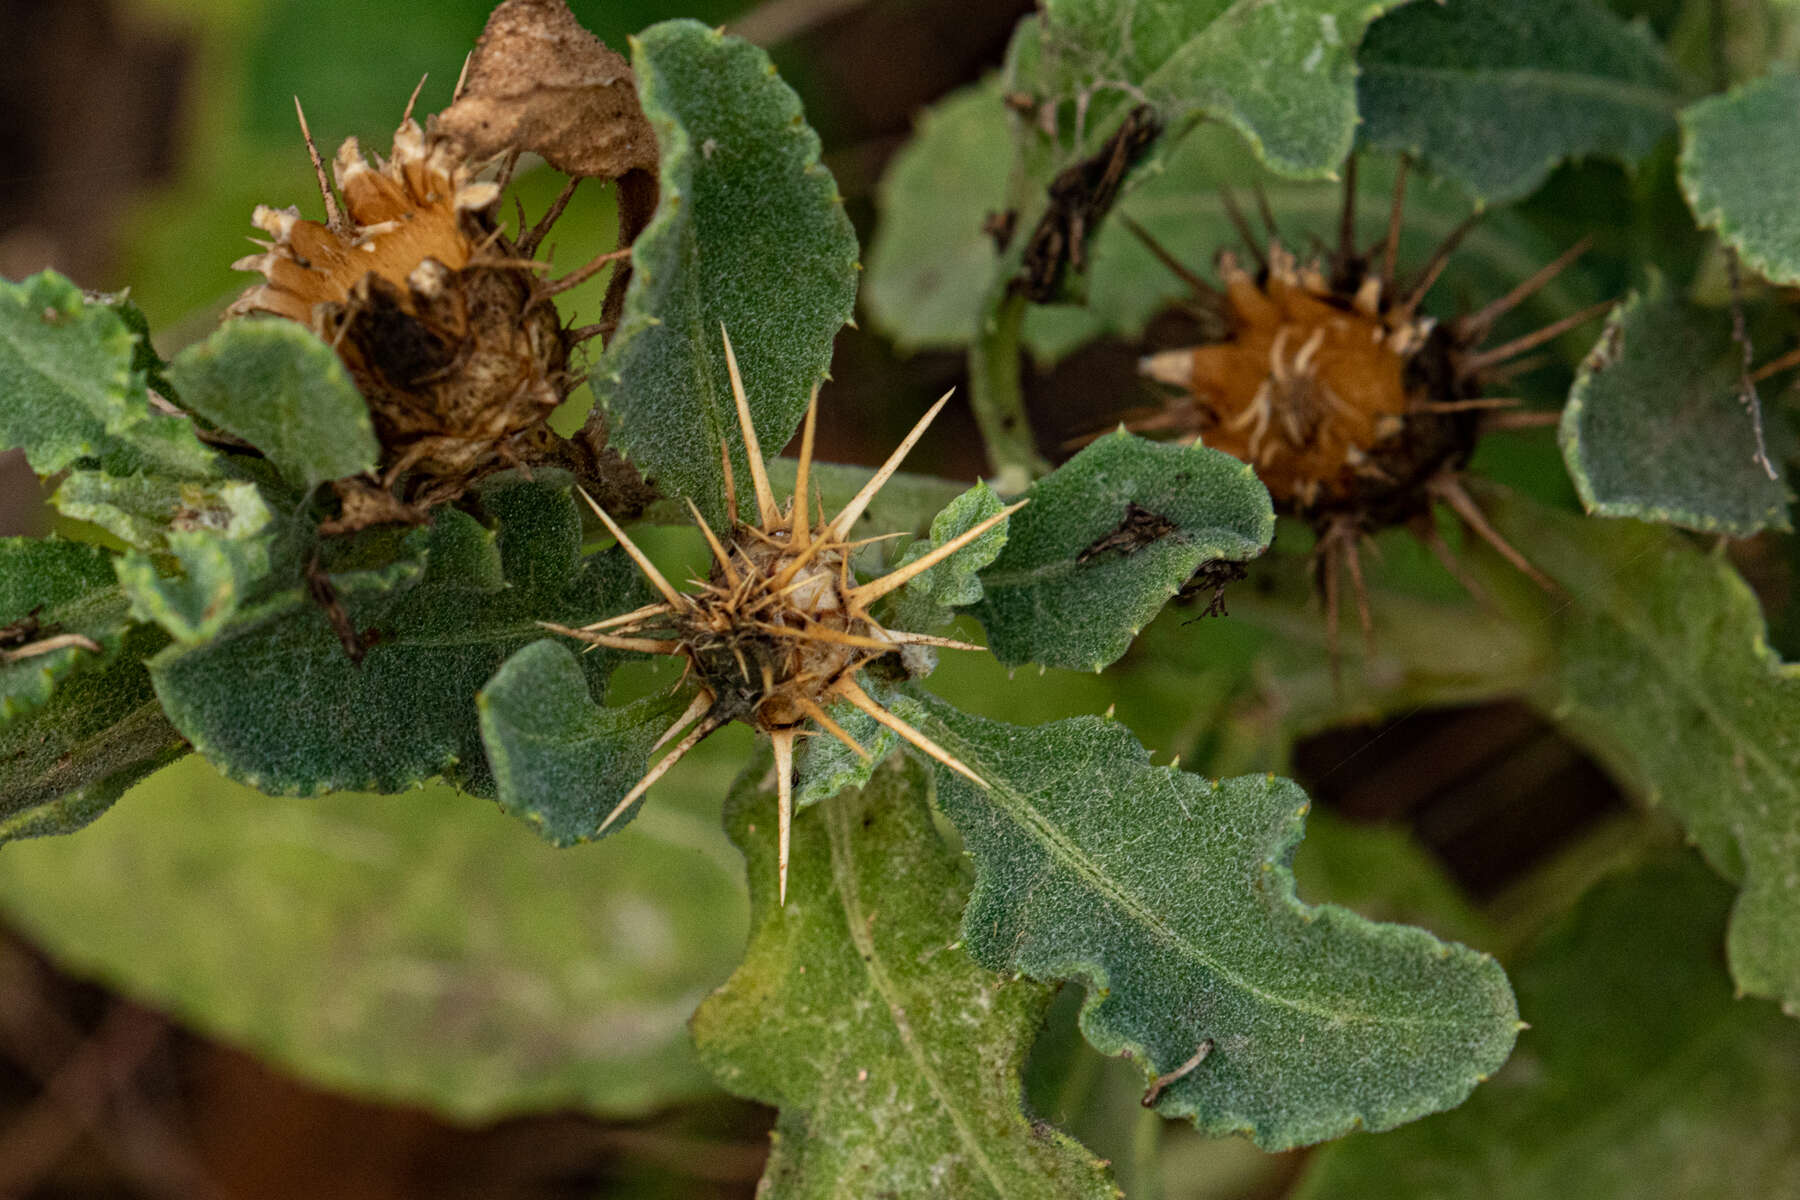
<box><xmin>230</xmin><ymin>96</ymin><xmax>625</xmax><ymax>526</ymax></box>
<box><xmin>548</xmin><ymin>327</ymin><xmax>1022</xmax><ymax>905</ymax></box>
<box><xmin>1121</xmin><ymin>157</ymin><xmax>1608</xmax><ymax>659</ymax></box>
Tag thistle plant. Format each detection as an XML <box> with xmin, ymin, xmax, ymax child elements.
<box><xmin>4</xmin><ymin>0</ymin><xmax>1800</xmax><ymax>1195</ymax></box>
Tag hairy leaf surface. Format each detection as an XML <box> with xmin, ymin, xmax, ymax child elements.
<box><xmin>1681</xmin><ymin>70</ymin><xmax>1800</xmax><ymax>286</ymax></box>
<box><xmin>0</xmin><ymin>750</ymin><xmax>747</xmax><ymax>1121</ymax></box>
<box><xmin>150</xmin><ymin>479</ymin><xmax>644</xmax><ymax>797</ymax></box>
<box><xmin>907</xmin><ymin>691</ymin><xmax>1519</xmax><ymax>1149</ymax></box>
<box><xmin>1487</xmin><ymin>491</ymin><xmax>1800</xmax><ymax>1015</ymax></box>
<box><xmin>693</xmin><ymin>759</ymin><xmax>1118</xmax><ymax>1199</ymax></box>
<box><xmin>592</xmin><ymin>20</ymin><xmax>858</xmax><ymax>524</ymax></box>
<box><xmin>0</xmin><ymin>538</ymin><xmax>136</xmax><ymax>722</ymax></box>
<box><xmin>1357</xmin><ymin>0</ymin><xmax>1680</xmax><ymax>202</ymax></box>
<box><xmin>0</xmin><ymin>272</ymin><xmax>214</xmax><ymax>477</ymax></box>
<box><xmin>1037</xmin><ymin>0</ymin><xmax>1412</xmax><ymax>178</ymax></box>
<box><xmin>969</xmin><ymin>432</ymin><xmax>1273</xmax><ymax>671</ymax></box>
<box><xmin>479</xmin><ymin>639</ymin><xmax>685</xmax><ymax>846</ymax></box>
<box><xmin>165</xmin><ymin>319</ymin><xmax>378</xmax><ymax>490</ymax></box>
<box><xmin>1296</xmin><ymin>859</ymin><xmax>1800</xmax><ymax>1199</ymax></box>
<box><xmin>1561</xmin><ymin>286</ymin><xmax>1790</xmax><ymax>535</ymax></box>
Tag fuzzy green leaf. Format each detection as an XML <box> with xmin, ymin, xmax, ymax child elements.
<box><xmin>165</xmin><ymin>319</ymin><xmax>377</xmax><ymax>491</ymax></box>
<box><xmin>1295</xmin><ymin>858</ymin><xmax>1800</xmax><ymax>1199</ymax></box>
<box><xmin>1681</xmin><ymin>70</ymin><xmax>1800</xmax><ymax>286</ymax></box>
<box><xmin>116</xmin><ymin>527</ymin><xmax>276</xmax><ymax>645</ymax></box>
<box><xmin>693</xmin><ymin>758</ymin><xmax>1118</xmax><ymax>1199</ymax></box>
<box><xmin>593</xmin><ymin>20</ymin><xmax>858</xmax><ymax>524</ymax></box>
<box><xmin>0</xmin><ymin>537</ymin><xmax>135</xmax><ymax>722</ymax></box>
<box><xmin>969</xmin><ymin>432</ymin><xmax>1273</xmax><ymax>671</ymax></box>
<box><xmin>0</xmin><ymin>622</ymin><xmax>184</xmax><ymax>843</ymax></box>
<box><xmin>1356</xmin><ymin>0</ymin><xmax>1681</xmax><ymax>203</ymax></box>
<box><xmin>150</xmin><ymin>480</ymin><xmax>645</xmax><ymax>798</ymax></box>
<box><xmin>51</xmin><ymin>472</ymin><xmax>272</xmax><ymax>552</ymax></box>
<box><xmin>905</xmin><ymin>690</ymin><xmax>1519</xmax><ymax>1150</ymax></box>
<box><xmin>1560</xmin><ymin>286</ymin><xmax>1790</xmax><ymax>536</ymax></box>
<box><xmin>1037</xmin><ymin>0</ymin><xmax>1414</xmax><ymax>178</ymax></box>
<box><xmin>0</xmin><ymin>750</ymin><xmax>747</xmax><ymax>1121</ymax></box>
<box><xmin>479</xmin><ymin>639</ymin><xmax>685</xmax><ymax>846</ymax></box>
<box><xmin>1486</xmin><ymin>490</ymin><xmax>1800</xmax><ymax>1015</ymax></box>
<box><xmin>0</xmin><ymin>272</ymin><xmax>214</xmax><ymax>477</ymax></box>
<box><xmin>886</xmin><ymin>481</ymin><xmax>1010</xmax><ymax>635</ymax></box>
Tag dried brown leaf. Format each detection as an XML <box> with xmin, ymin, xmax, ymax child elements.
<box><xmin>433</xmin><ymin>0</ymin><xmax>658</xmax><ymax>180</ymax></box>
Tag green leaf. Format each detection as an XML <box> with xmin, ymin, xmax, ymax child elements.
<box><xmin>864</xmin><ymin>80</ymin><xmax>1014</xmax><ymax>353</ymax></box>
<box><xmin>0</xmin><ymin>271</ymin><xmax>214</xmax><ymax>477</ymax></box>
<box><xmin>478</xmin><ymin>639</ymin><xmax>686</xmax><ymax>846</ymax></box>
<box><xmin>1294</xmin><ymin>858</ymin><xmax>1800</xmax><ymax>1199</ymax></box>
<box><xmin>693</xmin><ymin>758</ymin><xmax>1119</xmax><ymax>1199</ymax></box>
<box><xmin>0</xmin><ymin>539</ymin><xmax>184</xmax><ymax>842</ymax></box>
<box><xmin>885</xmin><ymin>481</ymin><xmax>1010</xmax><ymax>635</ymax></box>
<box><xmin>904</xmin><ymin>689</ymin><xmax>1520</xmax><ymax>1150</ymax></box>
<box><xmin>1560</xmin><ymin>285</ymin><xmax>1790</xmax><ymax>536</ymax></box>
<box><xmin>1681</xmin><ymin>69</ymin><xmax>1800</xmax><ymax>286</ymax></box>
<box><xmin>592</xmin><ymin>20</ymin><xmax>858</xmax><ymax>524</ymax></box>
<box><xmin>150</xmin><ymin>480</ymin><xmax>646</xmax><ymax>798</ymax></box>
<box><xmin>1036</xmin><ymin>0</ymin><xmax>1414</xmax><ymax>178</ymax></box>
<box><xmin>0</xmin><ymin>622</ymin><xmax>184</xmax><ymax>843</ymax></box>
<box><xmin>165</xmin><ymin>319</ymin><xmax>377</xmax><ymax>491</ymax></box>
<box><xmin>0</xmin><ymin>537</ymin><xmax>135</xmax><ymax>722</ymax></box>
<box><xmin>0</xmin><ymin>748</ymin><xmax>748</xmax><ymax>1121</ymax></box>
<box><xmin>968</xmin><ymin>432</ymin><xmax>1273</xmax><ymax>671</ymax></box>
<box><xmin>1485</xmin><ymin>490</ymin><xmax>1800</xmax><ymax>1015</ymax></box>
<box><xmin>117</xmin><ymin>527</ymin><xmax>276</xmax><ymax>645</ymax></box>
<box><xmin>51</xmin><ymin>472</ymin><xmax>273</xmax><ymax>552</ymax></box>
<box><xmin>1356</xmin><ymin>0</ymin><xmax>1681</xmax><ymax>203</ymax></box>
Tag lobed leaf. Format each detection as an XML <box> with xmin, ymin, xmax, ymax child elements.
<box><xmin>0</xmin><ymin>751</ymin><xmax>747</xmax><ymax>1121</ymax></box>
<box><xmin>165</xmin><ymin>318</ymin><xmax>378</xmax><ymax>491</ymax></box>
<box><xmin>1560</xmin><ymin>285</ymin><xmax>1790</xmax><ymax>536</ymax></box>
<box><xmin>592</xmin><ymin>20</ymin><xmax>859</xmax><ymax>525</ymax></box>
<box><xmin>692</xmin><ymin>757</ymin><xmax>1118</xmax><ymax>1199</ymax></box>
<box><xmin>1295</xmin><ymin>858</ymin><xmax>1800</xmax><ymax>1199</ymax></box>
<box><xmin>0</xmin><ymin>272</ymin><xmax>214</xmax><ymax>477</ymax></box>
<box><xmin>478</xmin><ymin>639</ymin><xmax>685</xmax><ymax>846</ymax></box>
<box><xmin>968</xmin><ymin>432</ymin><xmax>1273</xmax><ymax>671</ymax></box>
<box><xmin>149</xmin><ymin>479</ymin><xmax>645</xmax><ymax>798</ymax></box>
<box><xmin>1680</xmin><ymin>70</ymin><xmax>1800</xmax><ymax>286</ymax></box>
<box><xmin>905</xmin><ymin>689</ymin><xmax>1520</xmax><ymax>1150</ymax></box>
<box><xmin>1357</xmin><ymin>0</ymin><xmax>1681</xmax><ymax>203</ymax></box>
<box><xmin>1486</xmin><ymin>490</ymin><xmax>1800</xmax><ymax>1015</ymax></box>
<box><xmin>52</xmin><ymin>472</ymin><xmax>272</xmax><ymax>552</ymax></box>
<box><xmin>1036</xmin><ymin>0</ymin><xmax>1413</xmax><ymax>178</ymax></box>
<box><xmin>885</xmin><ymin>480</ymin><xmax>1010</xmax><ymax>635</ymax></box>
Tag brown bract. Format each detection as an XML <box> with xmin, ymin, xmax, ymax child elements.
<box><xmin>545</xmin><ymin>328</ymin><xmax>1023</xmax><ymax>905</ymax></box>
<box><xmin>228</xmin><ymin>93</ymin><xmax>628</xmax><ymax>526</ymax></box>
<box><xmin>431</xmin><ymin>0</ymin><xmax>658</xmax><ymax>180</ymax></box>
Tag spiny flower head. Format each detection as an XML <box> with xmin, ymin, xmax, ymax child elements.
<box><xmin>547</xmin><ymin>328</ymin><xmax>1023</xmax><ymax>903</ymax></box>
<box><xmin>1119</xmin><ymin>162</ymin><xmax>1609</xmax><ymax>652</ymax></box>
<box><xmin>229</xmin><ymin>85</ymin><xmax>619</xmax><ymax>516</ymax></box>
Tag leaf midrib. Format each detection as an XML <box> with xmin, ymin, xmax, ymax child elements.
<box><xmin>919</xmin><ymin>708</ymin><xmax>1460</xmax><ymax>1030</ymax></box>
<box><xmin>823</xmin><ymin>791</ymin><xmax>1018</xmax><ymax>1200</ymax></box>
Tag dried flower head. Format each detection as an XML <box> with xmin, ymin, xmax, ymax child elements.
<box><xmin>1119</xmin><ymin>160</ymin><xmax>1610</xmax><ymax>652</ymax></box>
<box><xmin>547</xmin><ymin>328</ymin><xmax>1023</xmax><ymax>903</ymax></box>
<box><xmin>230</xmin><ymin>85</ymin><xmax>621</xmax><ymax>519</ymax></box>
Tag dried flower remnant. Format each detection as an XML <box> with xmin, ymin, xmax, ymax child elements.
<box><xmin>1121</xmin><ymin>159</ymin><xmax>1610</xmax><ymax>654</ymax></box>
<box><xmin>228</xmin><ymin>85</ymin><xmax>625</xmax><ymax>522</ymax></box>
<box><xmin>547</xmin><ymin>328</ymin><xmax>1023</xmax><ymax>905</ymax></box>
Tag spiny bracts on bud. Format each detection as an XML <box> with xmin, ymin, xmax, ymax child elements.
<box><xmin>229</xmin><ymin>85</ymin><xmax>620</xmax><ymax>525</ymax></box>
<box><xmin>545</xmin><ymin>327</ymin><xmax>1022</xmax><ymax>905</ymax></box>
<box><xmin>1116</xmin><ymin>159</ymin><xmax>1611</xmax><ymax>653</ymax></box>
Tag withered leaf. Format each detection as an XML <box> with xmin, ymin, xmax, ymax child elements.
<box><xmin>433</xmin><ymin>0</ymin><xmax>658</xmax><ymax>180</ymax></box>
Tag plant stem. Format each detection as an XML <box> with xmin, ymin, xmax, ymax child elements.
<box><xmin>970</xmin><ymin>288</ymin><xmax>1049</xmax><ymax>492</ymax></box>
